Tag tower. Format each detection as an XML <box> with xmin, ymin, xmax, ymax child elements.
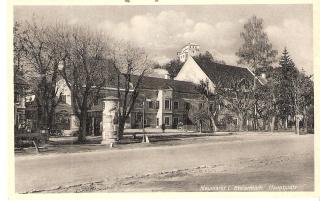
<box><xmin>177</xmin><ymin>43</ymin><xmax>200</xmax><ymax>62</ymax></box>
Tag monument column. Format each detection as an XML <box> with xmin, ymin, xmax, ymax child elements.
<box><xmin>101</xmin><ymin>96</ymin><xmax>119</xmax><ymax>145</ymax></box>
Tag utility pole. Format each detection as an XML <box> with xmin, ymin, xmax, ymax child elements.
<box><xmin>142</xmin><ymin>101</ymin><xmax>145</xmax><ymax>133</ymax></box>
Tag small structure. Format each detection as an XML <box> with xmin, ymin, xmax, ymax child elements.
<box><xmin>101</xmin><ymin>96</ymin><xmax>119</xmax><ymax>145</ymax></box>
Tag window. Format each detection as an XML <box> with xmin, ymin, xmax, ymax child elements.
<box><xmin>173</xmin><ymin>117</ymin><xmax>179</xmax><ymax>125</ymax></box>
<box><xmin>185</xmin><ymin>102</ymin><xmax>190</xmax><ymax>110</ymax></box>
<box><xmin>199</xmin><ymin>103</ymin><xmax>204</xmax><ymax>109</ymax></box>
<box><xmin>14</xmin><ymin>93</ymin><xmax>20</xmax><ymax>103</ymax></box>
<box><xmin>61</xmin><ymin>95</ymin><xmax>67</xmax><ymax>103</ymax></box>
<box><xmin>165</xmin><ymin>99</ymin><xmax>171</xmax><ymax>110</ymax></box>
<box><xmin>173</xmin><ymin>101</ymin><xmax>179</xmax><ymax>109</ymax></box>
<box><xmin>155</xmin><ymin>101</ymin><xmax>159</xmax><ymax>109</ymax></box>
<box><xmin>156</xmin><ymin>118</ymin><xmax>159</xmax><ymax>126</ymax></box>
<box><xmin>148</xmin><ymin>101</ymin><xmax>153</xmax><ymax>109</ymax></box>
<box><xmin>164</xmin><ymin>117</ymin><xmax>170</xmax><ymax>126</ymax></box>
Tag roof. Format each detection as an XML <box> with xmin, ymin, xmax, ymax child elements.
<box><xmin>193</xmin><ymin>58</ymin><xmax>258</xmax><ymax>88</ymax></box>
<box><xmin>89</xmin><ymin>104</ymin><xmax>103</xmax><ymax>112</ymax></box>
<box><xmin>55</xmin><ymin>103</ymin><xmax>73</xmax><ymax>114</ymax></box>
<box><xmin>131</xmin><ymin>75</ymin><xmax>199</xmax><ymax>94</ymax></box>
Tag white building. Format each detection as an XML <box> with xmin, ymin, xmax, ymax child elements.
<box><xmin>177</xmin><ymin>43</ymin><xmax>200</xmax><ymax>62</ymax></box>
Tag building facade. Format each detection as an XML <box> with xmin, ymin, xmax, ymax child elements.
<box><xmin>83</xmin><ymin>54</ymin><xmax>260</xmax><ymax>134</ymax></box>
<box><xmin>22</xmin><ymin>44</ymin><xmax>261</xmax><ymax>135</ymax></box>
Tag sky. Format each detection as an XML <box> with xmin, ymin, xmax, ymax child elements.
<box><xmin>14</xmin><ymin>5</ymin><xmax>313</xmax><ymax>74</ymax></box>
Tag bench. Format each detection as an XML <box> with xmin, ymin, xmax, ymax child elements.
<box><xmin>15</xmin><ymin>132</ymin><xmax>48</xmax><ymax>153</ymax></box>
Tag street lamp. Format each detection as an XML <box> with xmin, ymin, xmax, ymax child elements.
<box><xmin>142</xmin><ymin>101</ymin><xmax>145</xmax><ymax>133</ymax></box>
<box><xmin>142</xmin><ymin>98</ymin><xmax>151</xmax><ymax>134</ymax></box>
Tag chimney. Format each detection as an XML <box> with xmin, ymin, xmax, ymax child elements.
<box><xmin>261</xmin><ymin>73</ymin><xmax>266</xmax><ymax>79</ymax></box>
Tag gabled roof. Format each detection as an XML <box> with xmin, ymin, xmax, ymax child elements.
<box><xmin>101</xmin><ymin>68</ymin><xmax>199</xmax><ymax>94</ymax></box>
<box><xmin>193</xmin><ymin>58</ymin><xmax>259</xmax><ymax>88</ymax></box>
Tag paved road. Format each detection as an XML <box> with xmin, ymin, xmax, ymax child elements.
<box><xmin>15</xmin><ymin>134</ymin><xmax>313</xmax><ymax>193</ymax></box>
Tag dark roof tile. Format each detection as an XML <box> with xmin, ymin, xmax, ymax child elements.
<box><xmin>132</xmin><ymin>75</ymin><xmax>199</xmax><ymax>93</ymax></box>
<box><xmin>193</xmin><ymin>59</ymin><xmax>256</xmax><ymax>88</ymax></box>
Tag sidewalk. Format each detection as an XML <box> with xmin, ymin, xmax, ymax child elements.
<box><xmin>14</xmin><ymin>131</ymin><xmax>303</xmax><ymax>157</ymax></box>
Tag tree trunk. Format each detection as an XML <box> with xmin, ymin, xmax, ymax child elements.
<box><xmin>41</xmin><ymin>105</ymin><xmax>49</xmax><ymax>130</ymax></box>
<box><xmin>48</xmin><ymin>106</ymin><xmax>56</xmax><ymax>132</ymax></box>
<box><xmin>78</xmin><ymin>111</ymin><xmax>87</xmax><ymax>143</ymax></box>
<box><xmin>304</xmin><ymin>107</ymin><xmax>308</xmax><ymax>133</ymax></box>
<box><xmin>295</xmin><ymin>118</ymin><xmax>299</xmax><ymax>135</ymax></box>
<box><xmin>210</xmin><ymin>116</ymin><xmax>218</xmax><ymax>133</ymax></box>
<box><xmin>253</xmin><ymin>104</ymin><xmax>258</xmax><ymax>131</ymax></box>
<box><xmin>262</xmin><ymin>118</ymin><xmax>267</xmax><ymax>131</ymax></box>
<box><xmin>238</xmin><ymin>114</ymin><xmax>243</xmax><ymax>132</ymax></box>
<box><xmin>46</xmin><ymin>108</ymin><xmax>55</xmax><ymax>142</ymax></box>
<box><xmin>117</xmin><ymin>117</ymin><xmax>125</xmax><ymax>140</ymax></box>
<box><xmin>284</xmin><ymin>118</ymin><xmax>288</xmax><ymax>129</ymax></box>
<box><xmin>270</xmin><ymin>116</ymin><xmax>275</xmax><ymax>132</ymax></box>
<box><xmin>199</xmin><ymin>120</ymin><xmax>203</xmax><ymax>133</ymax></box>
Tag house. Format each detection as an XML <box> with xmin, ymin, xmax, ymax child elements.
<box><xmin>14</xmin><ymin>77</ymin><xmax>28</xmax><ymax>133</ymax></box>
<box><xmin>88</xmin><ymin>75</ymin><xmax>203</xmax><ymax>135</ymax></box>
<box><xmin>175</xmin><ymin>54</ymin><xmax>261</xmax><ymax>92</ymax></box>
<box><xmin>84</xmin><ymin>53</ymin><xmax>261</xmax><ymax>134</ymax></box>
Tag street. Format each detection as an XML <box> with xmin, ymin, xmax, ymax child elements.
<box><xmin>15</xmin><ymin>134</ymin><xmax>314</xmax><ymax>193</ymax></box>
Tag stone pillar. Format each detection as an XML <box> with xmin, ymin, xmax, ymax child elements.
<box><xmin>101</xmin><ymin>96</ymin><xmax>119</xmax><ymax>145</ymax></box>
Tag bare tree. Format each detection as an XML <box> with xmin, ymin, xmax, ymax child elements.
<box><xmin>110</xmin><ymin>42</ymin><xmax>151</xmax><ymax>140</ymax></box>
<box><xmin>293</xmin><ymin>71</ymin><xmax>314</xmax><ymax>134</ymax></box>
<box><xmin>187</xmin><ymin>102</ymin><xmax>208</xmax><ymax>133</ymax></box>
<box><xmin>196</xmin><ymin>79</ymin><xmax>223</xmax><ymax>133</ymax></box>
<box><xmin>14</xmin><ymin>21</ymin><xmax>27</xmax><ymax>83</ymax></box>
<box><xmin>60</xmin><ymin>25</ymin><xmax>113</xmax><ymax>142</ymax></box>
<box><xmin>217</xmin><ymin>77</ymin><xmax>254</xmax><ymax>131</ymax></box>
<box><xmin>255</xmin><ymin>80</ymin><xmax>277</xmax><ymax>132</ymax></box>
<box><xmin>17</xmin><ymin>19</ymin><xmax>64</xmax><ymax>132</ymax></box>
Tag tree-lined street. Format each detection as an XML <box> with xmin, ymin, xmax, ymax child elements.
<box><xmin>13</xmin><ymin>6</ymin><xmax>315</xmax><ymax>195</ymax></box>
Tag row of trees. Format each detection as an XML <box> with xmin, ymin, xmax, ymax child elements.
<box><xmin>189</xmin><ymin>16</ymin><xmax>313</xmax><ymax>133</ymax></box>
<box><xmin>14</xmin><ymin>15</ymin><xmax>313</xmax><ymax>142</ymax></box>
<box><xmin>189</xmin><ymin>48</ymin><xmax>313</xmax><ymax>133</ymax></box>
<box><xmin>14</xmin><ymin>20</ymin><xmax>150</xmax><ymax>142</ymax></box>
<box><xmin>236</xmin><ymin>15</ymin><xmax>313</xmax><ymax>133</ymax></box>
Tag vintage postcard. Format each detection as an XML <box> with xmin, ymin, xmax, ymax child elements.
<box><xmin>8</xmin><ymin>0</ymin><xmax>319</xmax><ymax>198</ymax></box>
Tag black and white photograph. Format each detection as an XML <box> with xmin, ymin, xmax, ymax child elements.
<box><xmin>12</xmin><ymin>3</ymin><xmax>315</xmax><ymax>194</ymax></box>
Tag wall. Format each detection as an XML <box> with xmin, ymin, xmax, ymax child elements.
<box><xmin>56</xmin><ymin>79</ymin><xmax>72</xmax><ymax>106</ymax></box>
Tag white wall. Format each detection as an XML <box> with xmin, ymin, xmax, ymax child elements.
<box><xmin>175</xmin><ymin>56</ymin><xmax>215</xmax><ymax>92</ymax></box>
<box><xmin>56</xmin><ymin>79</ymin><xmax>72</xmax><ymax>105</ymax></box>
<box><xmin>156</xmin><ymin>90</ymin><xmax>163</xmax><ymax>127</ymax></box>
